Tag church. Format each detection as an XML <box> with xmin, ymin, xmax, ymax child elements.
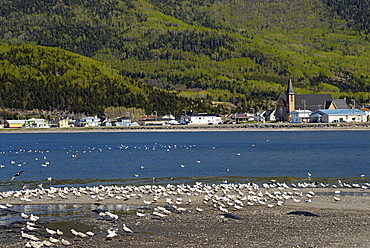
<box><xmin>275</xmin><ymin>79</ymin><xmax>348</xmax><ymax>122</ymax></box>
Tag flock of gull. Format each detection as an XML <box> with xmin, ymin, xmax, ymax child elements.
<box><xmin>0</xmin><ymin>141</ymin><xmax>369</xmax><ymax>247</ymax></box>
<box><xmin>1</xmin><ymin>178</ymin><xmax>370</xmax><ymax>247</ymax></box>
<box><xmin>0</xmin><ymin>143</ymin><xmax>209</xmax><ymax>184</ymax></box>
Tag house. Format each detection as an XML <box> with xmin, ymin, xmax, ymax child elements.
<box><xmin>50</xmin><ymin>119</ymin><xmax>69</xmax><ymax>128</ymax></box>
<box><xmin>358</xmin><ymin>107</ymin><xmax>370</xmax><ymax>122</ymax></box>
<box><xmin>59</xmin><ymin>119</ymin><xmax>70</xmax><ymax>128</ymax></box>
<box><xmin>114</xmin><ymin>117</ymin><xmax>132</xmax><ymax>127</ymax></box>
<box><xmin>275</xmin><ymin>79</ymin><xmax>348</xmax><ymax>122</ymax></box>
<box><xmin>233</xmin><ymin>113</ymin><xmax>253</xmax><ymax>123</ymax></box>
<box><xmin>138</xmin><ymin>115</ymin><xmax>164</xmax><ymax>126</ymax></box>
<box><xmin>309</xmin><ymin>109</ymin><xmax>366</xmax><ymax>123</ymax></box>
<box><xmin>75</xmin><ymin>116</ymin><xmax>101</xmax><ymax>127</ymax></box>
<box><xmin>25</xmin><ymin>118</ymin><xmax>50</xmax><ymax>128</ymax></box>
<box><xmin>263</xmin><ymin>110</ymin><xmax>276</xmax><ymax>122</ymax></box>
<box><xmin>5</xmin><ymin>120</ymin><xmax>25</xmax><ymax>128</ymax></box>
<box><xmin>290</xmin><ymin>110</ymin><xmax>312</xmax><ymax>123</ymax></box>
<box><xmin>159</xmin><ymin>114</ymin><xmax>179</xmax><ymax>125</ymax></box>
<box><xmin>181</xmin><ymin>111</ymin><xmax>222</xmax><ymax>125</ymax></box>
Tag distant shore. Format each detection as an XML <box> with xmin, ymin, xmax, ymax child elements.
<box><xmin>1</xmin><ymin>122</ymin><xmax>370</xmax><ymax>133</ymax></box>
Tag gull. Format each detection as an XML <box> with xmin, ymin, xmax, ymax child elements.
<box><xmin>45</xmin><ymin>227</ymin><xmax>57</xmax><ymax>235</ymax></box>
<box><xmin>86</xmin><ymin>231</ymin><xmax>95</xmax><ymax>236</ymax></box>
<box><xmin>334</xmin><ymin>196</ymin><xmax>341</xmax><ymax>201</ymax></box>
<box><xmin>42</xmin><ymin>240</ymin><xmax>54</xmax><ymax>247</ymax></box>
<box><xmin>11</xmin><ymin>170</ymin><xmax>27</xmax><ymax>181</ymax></box>
<box><xmin>123</xmin><ymin>224</ymin><xmax>133</xmax><ymax>233</ymax></box>
<box><xmin>56</xmin><ymin>229</ymin><xmax>64</xmax><ymax>236</ymax></box>
<box><xmin>21</xmin><ymin>231</ymin><xmax>40</xmax><ymax>241</ymax></box>
<box><xmin>152</xmin><ymin>211</ymin><xmax>167</xmax><ymax>218</ymax></box>
<box><xmin>29</xmin><ymin>214</ymin><xmax>40</xmax><ymax>222</ymax></box>
<box><xmin>307</xmin><ymin>172</ymin><xmax>312</xmax><ymax>178</ymax></box>
<box><xmin>49</xmin><ymin>237</ymin><xmax>60</xmax><ymax>243</ymax></box>
<box><xmin>107</xmin><ymin>229</ymin><xmax>117</xmax><ymax>238</ymax></box>
<box><xmin>361</xmin><ymin>174</ymin><xmax>365</xmax><ymax>179</ymax></box>
<box><xmin>180</xmin><ymin>164</ymin><xmax>185</xmax><ymax>168</ymax></box>
<box><xmin>61</xmin><ymin>239</ymin><xmax>71</xmax><ymax>246</ymax></box>
<box><xmin>26</xmin><ymin>224</ymin><xmax>38</xmax><ymax>231</ymax></box>
<box><xmin>21</xmin><ymin>212</ymin><xmax>29</xmax><ymax>219</ymax></box>
<box><xmin>71</xmin><ymin>229</ymin><xmax>88</xmax><ymax>238</ymax></box>
<box><xmin>136</xmin><ymin>212</ymin><xmax>146</xmax><ymax>217</ymax></box>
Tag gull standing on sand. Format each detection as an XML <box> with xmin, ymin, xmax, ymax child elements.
<box><xmin>123</xmin><ymin>224</ymin><xmax>133</xmax><ymax>233</ymax></box>
<box><xmin>61</xmin><ymin>239</ymin><xmax>71</xmax><ymax>246</ymax></box>
<box><xmin>107</xmin><ymin>229</ymin><xmax>117</xmax><ymax>238</ymax></box>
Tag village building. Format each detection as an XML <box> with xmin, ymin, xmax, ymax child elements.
<box><xmin>75</xmin><ymin>116</ymin><xmax>101</xmax><ymax>127</ymax></box>
<box><xmin>358</xmin><ymin>107</ymin><xmax>370</xmax><ymax>122</ymax></box>
<box><xmin>114</xmin><ymin>117</ymin><xmax>132</xmax><ymax>127</ymax></box>
<box><xmin>275</xmin><ymin>79</ymin><xmax>348</xmax><ymax>122</ymax></box>
<box><xmin>25</xmin><ymin>118</ymin><xmax>50</xmax><ymax>128</ymax></box>
<box><xmin>5</xmin><ymin>120</ymin><xmax>26</xmax><ymax>128</ymax></box>
<box><xmin>138</xmin><ymin>115</ymin><xmax>164</xmax><ymax>126</ymax></box>
<box><xmin>181</xmin><ymin>111</ymin><xmax>222</xmax><ymax>125</ymax></box>
<box><xmin>310</xmin><ymin>109</ymin><xmax>366</xmax><ymax>123</ymax></box>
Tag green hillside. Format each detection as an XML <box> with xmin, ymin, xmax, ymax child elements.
<box><xmin>0</xmin><ymin>43</ymin><xmax>211</xmax><ymax>116</ymax></box>
<box><xmin>1</xmin><ymin>0</ymin><xmax>370</xmax><ymax>114</ymax></box>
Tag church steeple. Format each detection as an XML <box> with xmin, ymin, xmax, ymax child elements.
<box><xmin>287</xmin><ymin>79</ymin><xmax>294</xmax><ymax>95</ymax></box>
<box><xmin>286</xmin><ymin>79</ymin><xmax>295</xmax><ymax>118</ymax></box>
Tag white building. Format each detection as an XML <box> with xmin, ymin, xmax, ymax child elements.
<box><xmin>290</xmin><ymin>110</ymin><xmax>312</xmax><ymax>123</ymax></box>
<box><xmin>181</xmin><ymin>111</ymin><xmax>222</xmax><ymax>125</ymax></box>
<box><xmin>26</xmin><ymin>118</ymin><xmax>50</xmax><ymax>128</ymax></box>
<box><xmin>75</xmin><ymin>116</ymin><xmax>101</xmax><ymax>127</ymax></box>
<box><xmin>310</xmin><ymin>109</ymin><xmax>366</xmax><ymax>123</ymax></box>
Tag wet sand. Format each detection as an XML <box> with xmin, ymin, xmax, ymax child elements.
<box><xmin>1</xmin><ymin>184</ymin><xmax>369</xmax><ymax>247</ymax></box>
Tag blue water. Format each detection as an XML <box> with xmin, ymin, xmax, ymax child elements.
<box><xmin>0</xmin><ymin>131</ymin><xmax>369</xmax><ymax>190</ymax></box>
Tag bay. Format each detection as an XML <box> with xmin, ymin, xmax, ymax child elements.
<box><xmin>0</xmin><ymin>131</ymin><xmax>369</xmax><ymax>191</ymax></box>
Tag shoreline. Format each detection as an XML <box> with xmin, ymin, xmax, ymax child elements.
<box><xmin>0</xmin><ymin>182</ymin><xmax>369</xmax><ymax>247</ymax></box>
<box><xmin>1</xmin><ymin>122</ymin><xmax>370</xmax><ymax>133</ymax></box>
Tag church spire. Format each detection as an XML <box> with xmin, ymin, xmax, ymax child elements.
<box><xmin>287</xmin><ymin>79</ymin><xmax>294</xmax><ymax>95</ymax></box>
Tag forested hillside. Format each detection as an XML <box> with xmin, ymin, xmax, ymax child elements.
<box><xmin>0</xmin><ymin>44</ymin><xmax>211</xmax><ymax>116</ymax></box>
<box><xmin>1</xmin><ymin>0</ymin><xmax>370</xmax><ymax>114</ymax></box>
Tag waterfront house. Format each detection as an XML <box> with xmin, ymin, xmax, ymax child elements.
<box><xmin>114</xmin><ymin>117</ymin><xmax>132</xmax><ymax>127</ymax></box>
<box><xmin>138</xmin><ymin>115</ymin><xmax>163</xmax><ymax>126</ymax></box>
<box><xmin>358</xmin><ymin>107</ymin><xmax>370</xmax><ymax>122</ymax></box>
<box><xmin>50</xmin><ymin>119</ymin><xmax>70</xmax><ymax>128</ymax></box>
<box><xmin>181</xmin><ymin>111</ymin><xmax>222</xmax><ymax>125</ymax></box>
<box><xmin>75</xmin><ymin>116</ymin><xmax>101</xmax><ymax>127</ymax></box>
<box><xmin>25</xmin><ymin>118</ymin><xmax>50</xmax><ymax>128</ymax></box>
<box><xmin>5</xmin><ymin>120</ymin><xmax>25</xmax><ymax>128</ymax></box>
<box><xmin>309</xmin><ymin>109</ymin><xmax>366</xmax><ymax>123</ymax></box>
<box><xmin>290</xmin><ymin>110</ymin><xmax>312</xmax><ymax>123</ymax></box>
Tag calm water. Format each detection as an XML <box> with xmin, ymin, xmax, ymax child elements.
<box><xmin>0</xmin><ymin>131</ymin><xmax>369</xmax><ymax>191</ymax></box>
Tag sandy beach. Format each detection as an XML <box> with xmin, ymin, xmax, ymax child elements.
<box><xmin>1</xmin><ymin>182</ymin><xmax>369</xmax><ymax>247</ymax></box>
